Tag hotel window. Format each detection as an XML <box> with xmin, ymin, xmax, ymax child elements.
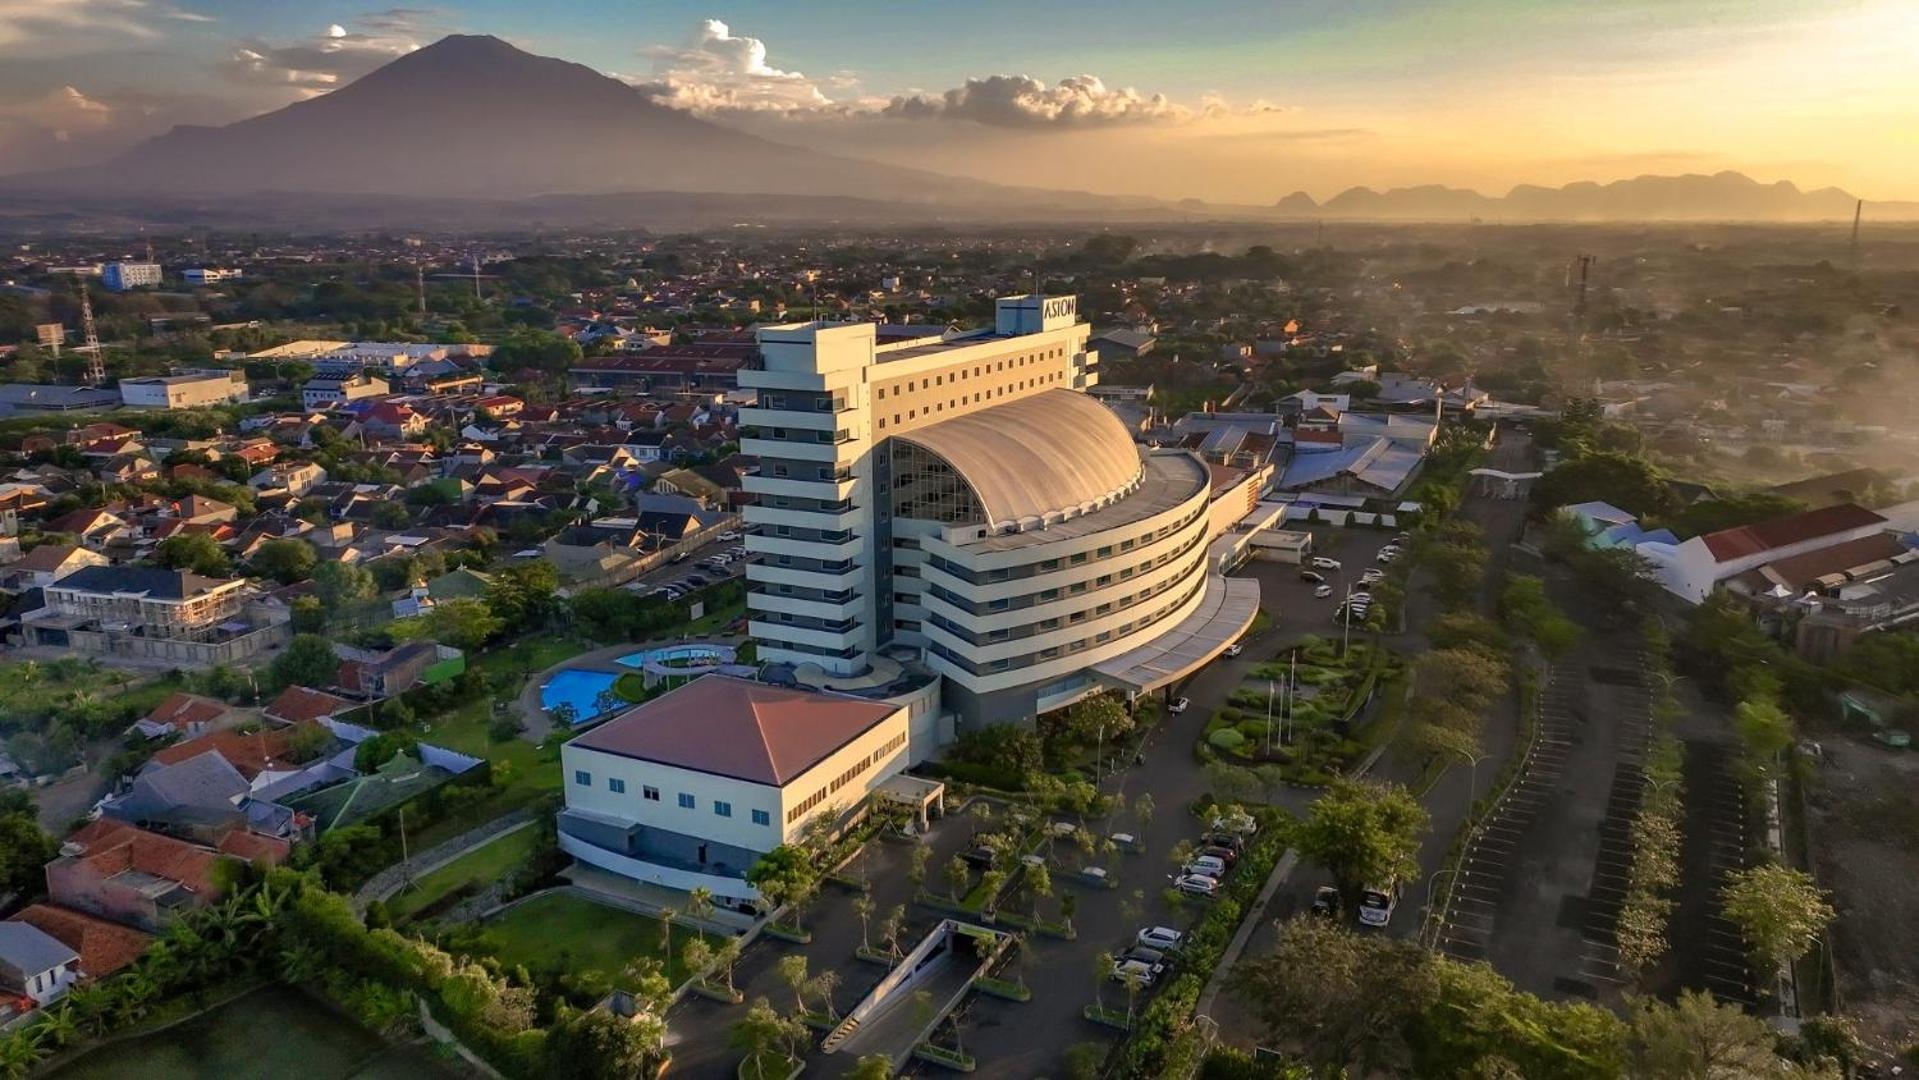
<box><xmin>643</xmin><ymin>785</ymin><xmax>660</xmax><ymax>801</ymax></box>
<box><xmin>608</xmin><ymin>778</ymin><xmax>626</xmax><ymax>794</ymax></box>
<box><xmin>715</xmin><ymin>800</ymin><xmax>733</xmax><ymax>817</ymax></box>
<box><xmin>678</xmin><ymin>792</ymin><xmax>696</xmax><ymax>809</ymax></box>
<box><xmin>752</xmin><ymin>809</ymin><xmax>771</xmax><ymax>826</ymax></box>
<box><xmin>574</xmin><ymin>770</ymin><xmax>591</xmax><ymax>786</ymax></box>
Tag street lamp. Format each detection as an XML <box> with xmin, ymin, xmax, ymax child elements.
<box><xmin>1422</xmin><ymin>866</ymin><xmax>1459</xmax><ymax>950</ymax></box>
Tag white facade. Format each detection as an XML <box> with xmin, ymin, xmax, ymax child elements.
<box><xmin>302</xmin><ymin>372</ymin><xmax>389</xmax><ymax>409</ymax></box>
<box><xmin>183</xmin><ymin>268</ymin><xmax>243</xmax><ymax>285</ymax></box>
<box><xmin>119</xmin><ymin>370</ymin><xmax>248</xmax><ymax>410</ymax></box>
<box><xmin>102</xmin><ymin>262</ymin><xmax>161</xmax><ymax>291</ymax></box>
<box><xmin>739</xmin><ymin>296</ymin><xmax>1096</xmax><ymax>677</ymax></box>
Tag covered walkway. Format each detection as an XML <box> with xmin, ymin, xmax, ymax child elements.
<box><xmin>1092</xmin><ymin>574</ymin><xmax>1260</xmax><ymax>696</ymax></box>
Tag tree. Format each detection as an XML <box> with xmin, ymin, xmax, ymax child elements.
<box><xmin>682</xmin><ymin>938</ymin><xmax>714</xmax><ymax>986</ymax></box>
<box><xmin>907</xmin><ymin>842</ymin><xmax>931</xmax><ymax>889</ymax></box>
<box><xmin>1532</xmin><ymin>449</ymin><xmax>1675</xmax><ymax>519</ymax></box>
<box><xmin>313</xmin><ymin>560</ymin><xmax>377</xmax><ymax>609</ymax></box>
<box><xmin>486</xmin><ymin>560</ymin><xmax>561</xmax><ymax>629</ymax></box>
<box><xmin>1233</xmin><ymin>919</ymin><xmax>1436</xmax><ymax>1075</ymax></box>
<box><xmin>1628</xmin><ymin>990</ymin><xmax>1781</xmax><ymax>1079</ymax></box>
<box><xmin>777</xmin><ymin>954</ymin><xmax>810</xmax><ymax>1014</ymax></box>
<box><xmin>852</xmin><ymin>894</ymin><xmax>874</xmax><ymax>951</ymax></box>
<box><xmin>730</xmin><ymin>998</ymin><xmax>801</xmax><ymax>1079</ymax></box>
<box><xmin>1294</xmin><ymin>778</ymin><xmax>1429</xmax><ymax>902</ymax></box>
<box><xmin>1091</xmin><ymin>949</ymin><xmax>1113</xmax><ymax>1014</ymax></box>
<box><xmin>1721</xmin><ymin>863</ymin><xmax>1835</xmax><ymax>974</ymax></box>
<box><xmin>745</xmin><ymin>845</ymin><xmax>818</xmax><ymax>930</ymax></box>
<box><xmin>0</xmin><ymin>799</ymin><xmax>58</xmax><ymax>899</ymax></box>
<box><xmin>655</xmin><ymin>905</ymin><xmax>679</xmax><ymax>973</ymax></box>
<box><xmin>390</xmin><ymin>597</ymin><xmax>503</xmax><ymax>651</ymax></box>
<box><xmin>269</xmin><ymin>633</ymin><xmax>338</xmax><ymax>691</ymax></box>
<box><xmin>944</xmin><ymin>855</ymin><xmax>970</xmax><ymax>902</ymax></box>
<box><xmin>249</xmin><ymin>537</ymin><xmax>317</xmax><ymax>584</ymax></box>
<box><xmin>846</xmin><ymin>1055</ymin><xmax>894</xmax><ymax>1080</ymax></box>
<box><xmin>878</xmin><ymin>905</ymin><xmax>905</xmax><ymax>960</ymax></box>
<box><xmin>154</xmin><ymin>532</ymin><xmax>231</xmax><ymax>577</ymax></box>
<box><xmin>1026</xmin><ymin>861</ymin><xmax>1053</xmax><ymax>920</ymax></box>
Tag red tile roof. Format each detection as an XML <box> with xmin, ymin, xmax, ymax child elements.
<box><xmin>150</xmin><ymin>723</ymin><xmax>314</xmax><ymax>780</ymax></box>
<box><xmin>215</xmin><ymin>829</ymin><xmax>291</xmax><ymax>866</ymax></box>
<box><xmin>10</xmin><ymin>905</ymin><xmax>151</xmax><ymax>977</ymax></box>
<box><xmin>143</xmin><ymin>692</ymin><xmax>229</xmax><ymax>732</ymax></box>
<box><xmin>264</xmin><ymin>685</ymin><xmax>354</xmax><ymax>724</ymax></box>
<box><xmin>571</xmin><ymin>675</ymin><xmax>900</xmax><ymax>786</ymax></box>
<box><xmin>1700</xmin><ymin>503</ymin><xmax>1886</xmax><ymax>563</ymax></box>
<box><xmin>62</xmin><ymin>819</ymin><xmax>224</xmax><ymax>898</ymax></box>
<box><xmin>1751</xmin><ymin>532</ymin><xmax>1910</xmax><ymax>591</ymax></box>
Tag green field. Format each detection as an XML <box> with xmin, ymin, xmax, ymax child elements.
<box><xmin>387</xmin><ymin>824</ymin><xmax>540</xmax><ymax>922</ymax></box>
<box><xmin>477</xmin><ymin>892</ymin><xmax>716</xmax><ymax>987</ymax></box>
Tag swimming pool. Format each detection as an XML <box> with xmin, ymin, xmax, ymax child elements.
<box><xmin>540</xmin><ymin>669</ymin><xmax>622</xmax><ymax>723</ymax></box>
<box><xmin>616</xmin><ymin>643</ymin><xmax>735</xmax><ymax>672</ymax></box>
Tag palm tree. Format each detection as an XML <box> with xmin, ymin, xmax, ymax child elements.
<box><xmin>112</xmin><ymin>972</ymin><xmax>158</xmax><ymax>1025</ymax></box>
<box><xmin>30</xmin><ymin>1004</ymin><xmax>77</xmax><ymax>1052</ymax></box>
<box><xmin>657</xmin><ymin>904</ymin><xmax>679</xmax><ymax>967</ymax></box>
<box><xmin>279</xmin><ymin>942</ymin><xmax>325</xmax><ymax>985</ymax></box>
<box><xmin>0</xmin><ymin>1033</ymin><xmax>44</xmax><ymax>1080</ymax></box>
<box><xmin>686</xmin><ymin>886</ymin><xmax>715</xmax><ymax>925</ymax></box>
<box><xmin>62</xmin><ymin>985</ymin><xmax>114</xmax><ymax>1038</ymax></box>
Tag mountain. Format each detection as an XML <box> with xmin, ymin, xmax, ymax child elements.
<box><xmin>1</xmin><ymin>35</ymin><xmax>1032</xmax><ymax>207</ymax></box>
<box><xmin>1276</xmin><ymin>171</ymin><xmax>1911</xmax><ymax>222</ymax></box>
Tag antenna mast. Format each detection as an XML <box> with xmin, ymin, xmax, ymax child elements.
<box><xmin>471</xmin><ymin>253</ymin><xmax>482</xmax><ymax>301</ymax></box>
<box><xmin>75</xmin><ymin>274</ymin><xmax>103</xmax><ymax>386</ymax></box>
<box><xmin>1851</xmin><ymin>200</ymin><xmax>1863</xmax><ymax>257</ymax></box>
<box><xmin>417</xmin><ymin>261</ymin><xmax>428</xmax><ymax>317</ymax></box>
<box><xmin>1571</xmin><ymin>254</ymin><xmax>1594</xmax><ymax>322</ymax></box>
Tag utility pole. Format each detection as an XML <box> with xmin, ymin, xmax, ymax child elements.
<box><xmin>1571</xmin><ymin>254</ymin><xmax>1594</xmax><ymax>322</ymax></box>
<box><xmin>471</xmin><ymin>252</ymin><xmax>482</xmax><ymax>301</ymax></box>
<box><xmin>1265</xmin><ymin>680</ymin><xmax>1275</xmax><ymax>753</ymax></box>
<box><xmin>416</xmin><ymin>261</ymin><xmax>427</xmax><ymax>318</ymax></box>
<box><xmin>74</xmin><ymin>273</ymin><xmax>103</xmax><ymax>387</ymax></box>
<box><xmin>1851</xmin><ymin>200</ymin><xmax>1863</xmax><ymax>260</ymax></box>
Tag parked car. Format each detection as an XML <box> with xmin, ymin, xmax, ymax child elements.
<box><xmin>716</xmin><ymin>531</ymin><xmax>741</xmax><ymax>541</ymax></box>
<box><xmin>1310</xmin><ymin>885</ymin><xmax>1342</xmax><ymax>919</ymax></box>
<box><xmin>1167</xmin><ymin>697</ymin><xmax>1191</xmax><ymax>715</ymax></box>
<box><xmin>1136</xmin><ymin>926</ymin><xmax>1185</xmax><ymax>952</ymax></box>
<box><xmin>1211</xmin><ymin>811</ymin><xmax>1259</xmax><ymax>836</ymax></box>
<box><xmin>960</xmin><ymin>846</ymin><xmax>997</xmax><ymax>868</ymax></box>
<box><xmin>1110</xmin><ymin>958</ymin><xmax>1160</xmax><ymax>986</ymax></box>
<box><xmin>1224</xmin><ymin>642</ymin><xmax>1243</xmax><ymax>657</ymax></box>
<box><xmin>1184</xmin><ymin>855</ymin><xmax>1228</xmax><ymax>878</ymax></box>
<box><xmin>685</xmin><ymin>575</ymin><xmax>709</xmax><ymax>587</ymax></box>
<box><xmin>1199</xmin><ymin>845</ymin><xmax>1239</xmax><ymax>868</ymax></box>
<box><xmin>1375</xmin><ymin>551</ymin><xmax>1398</xmax><ymax>564</ymax></box>
<box><xmin>1121</xmin><ymin>945</ymin><xmax>1170</xmax><ymax>970</ymax></box>
<box><xmin>1173</xmin><ymin>874</ymin><xmax>1221</xmax><ymax>898</ymax></box>
<box><xmin>1310</xmin><ymin>557</ymin><xmax>1342</xmax><ymax>571</ymax></box>
<box><xmin>1358</xmin><ymin>882</ymin><xmax>1400</xmax><ymax>928</ymax></box>
<box><xmin>1298</xmin><ymin>570</ymin><xmax>1327</xmax><ymax>584</ymax></box>
<box><xmin>1314</xmin><ymin>584</ymin><xmax>1334</xmax><ymax>598</ymax></box>
<box><xmin>1200</xmin><ymin>832</ymin><xmax>1244</xmax><ymax>854</ymax></box>
<box><xmin>1360</xmin><ymin>569</ymin><xmax>1385</xmax><ymax>584</ymax></box>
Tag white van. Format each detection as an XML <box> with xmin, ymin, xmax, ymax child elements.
<box><xmin>1358</xmin><ymin>882</ymin><xmax>1399</xmax><ymax>928</ymax></box>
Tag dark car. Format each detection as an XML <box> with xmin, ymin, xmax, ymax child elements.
<box><xmin>1298</xmin><ymin>570</ymin><xmax>1327</xmax><ymax>584</ymax></box>
<box><xmin>960</xmin><ymin>846</ymin><xmax>998</xmax><ymax>868</ymax></box>
<box><xmin>1310</xmin><ymin>885</ymin><xmax>1341</xmax><ymax>919</ymax></box>
<box><xmin>1200</xmin><ymin>845</ymin><xmax>1239</xmax><ymax>868</ymax></box>
<box><xmin>1121</xmin><ymin>945</ymin><xmax>1171</xmax><ymax>969</ymax></box>
<box><xmin>684</xmin><ymin>575</ymin><xmax>709</xmax><ymax>587</ymax></box>
<box><xmin>1200</xmin><ymin>832</ymin><xmax>1244</xmax><ymax>854</ymax></box>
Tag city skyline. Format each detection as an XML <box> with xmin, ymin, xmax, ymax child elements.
<box><xmin>3</xmin><ymin>0</ymin><xmax>1917</xmax><ymax>203</ymax></box>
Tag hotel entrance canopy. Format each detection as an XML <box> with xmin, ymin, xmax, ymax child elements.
<box><xmin>1092</xmin><ymin>574</ymin><xmax>1260</xmax><ymax>696</ymax></box>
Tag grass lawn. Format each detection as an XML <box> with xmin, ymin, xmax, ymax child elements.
<box><xmin>477</xmin><ymin>892</ymin><xmax>716</xmax><ymax>986</ymax></box>
<box><xmin>387</xmin><ymin>824</ymin><xmax>539</xmax><ymax>922</ymax></box>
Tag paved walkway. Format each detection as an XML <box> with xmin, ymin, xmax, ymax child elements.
<box><xmin>353</xmin><ymin>806</ymin><xmax>539</xmax><ymax>912</ymax></box>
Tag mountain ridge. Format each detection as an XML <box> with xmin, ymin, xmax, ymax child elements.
<box><xmin>1276</xmin><ymin>170</ymin><xmax>1916</xmax><ymax>221</ymax></box>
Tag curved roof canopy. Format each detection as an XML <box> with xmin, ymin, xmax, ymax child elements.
<box><xmin>897</xmin><ymin>389</ymin><xmax>1143</xmax><ymax>529</ymax></box>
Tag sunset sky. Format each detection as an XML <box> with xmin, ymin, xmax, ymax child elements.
<box><xmin>3</xmin><ymin>0</ymin><xmax>1916</xmax><ymax>202</ymax></box>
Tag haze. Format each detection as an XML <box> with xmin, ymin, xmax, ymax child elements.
<box><xmin>3</xmin><ymin>0</ymin><xmax>1917</xmax><ymax>204</ymax></box>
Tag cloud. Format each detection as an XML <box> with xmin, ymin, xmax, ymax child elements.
<box><xmin>223</xmin><ymin>12</ymin><xmax>430</xmax><ymax>96</ymax></box>
<box><xmin>882</xmin><ymin>74</ymin><xmax>1187</xmax><ymax>128</ymax></box>
<box><xmin>0</xmin><ymin>0</ymin><xmax>206</xmax><ymax>50</ymax></box>
<box><xmin>633</xmin><ymin>18</ymin><xmax>833</xmax><ymax>114</ymax></box>
<box><xmin>0</xmin><ymin>84</ymin><xmax>111</xmax><ymax>142</ymax></box>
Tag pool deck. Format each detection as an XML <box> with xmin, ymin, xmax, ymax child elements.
<box><xmin>512</xmin><ymin>637</ymin><xmax>747</xmax><ymax>744</ymax></box>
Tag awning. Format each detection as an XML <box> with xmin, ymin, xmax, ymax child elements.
<box><xmin>1092</xmin><ymin>574</ymin><xmax>1261</xmax><ymax>695</ymax></box>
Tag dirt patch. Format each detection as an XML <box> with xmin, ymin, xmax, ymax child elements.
<box><xmin>1804</xmin><ymin>738</ymin><xmax>1919</xmax><ymax>1056</ymax></box>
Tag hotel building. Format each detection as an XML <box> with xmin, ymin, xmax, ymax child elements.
<box><xmin>740</xmin><ymin>296</ymin><xmax>1258</xmax><ymax>729</ymax></box>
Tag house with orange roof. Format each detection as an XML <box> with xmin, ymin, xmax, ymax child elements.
<box><xmin>9</xmin><ymin>905</ymin><xmax>152</xmax><ymax>979</ymax></box>
<box><xmin>46</xmin><ymin>820</ymin><xmax>231</xmax><ymax>932</ymax></box>
<box><xmin>132</xmin><ymin>692</ymin><xmax>232</xmax><ymax>739</ymax></box>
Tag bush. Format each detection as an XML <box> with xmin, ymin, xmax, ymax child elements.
<box><xmin>1208</xmin><ymin>728</ymin><xmax>1247</xmax><ymax>752</ymax></box>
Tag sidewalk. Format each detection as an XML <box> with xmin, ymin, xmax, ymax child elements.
<box><xmin>353</xmin><ymin>806</ymin><xmax>539</xmax><ymax>912</ymax></box>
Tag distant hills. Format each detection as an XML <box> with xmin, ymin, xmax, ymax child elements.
<box><xmin>1275</xmin><ymin>172</ymin><xmax>1919</xmax><ymax>222</ymax></box>
<box><xmin>3</xmin><ymin>34</ymin><xmax>1913</xmax><ymax>228</ymax></box>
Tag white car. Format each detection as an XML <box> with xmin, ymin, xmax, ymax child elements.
<box><xmin>716</xmin><ymin>531</ymin><xmax>741</xmax><ymax>541</ymax></box>
<box><xmin>1375</xmin><ymin>551</ymin><xmax>1398</xmax><ymax>564</ymax></box>
<box><xmin>1360</xmin><ymin>569</ymin><xmax>1385</xmax><ymax>584</ymax></box>
<box><xmin>1136</xmin><ymin>926</ymin><xmax>1185</xmax><ymax>952</ymax></box>
<box><xmin>1224</xmin><ymin>642</ymin><xmax>1243</xmax><ymax>658</ymax></box>
<box><xmin>1167</xmin><ymin>697</ymin><xmax>1191</xmax><ymax>715</ymax></box>
<box><xmin>1211</xmin><ymin>811</ymin><xmax>1259</xmax><ymax>836</ymax></box>
<box><xmin>1185</xmin><ymin>855</ymin><xmax>1228</xmax><ymax>878</ymax></box>
<box><xmin>1310</xmin><ymin>557</ymin><xmax>1342</xmax><ymax>571</ymax></box>
<box><xmin>1110</xmin><ymin>958</ymin><xmax>1160</xmax><ymax>987</ymax></box>
<box><xmin>1314</xmin><ymin>584</ymin><xmax>1334</xmax><ymax>598</ymax></box>
<box><xmin>1358</xmin><ymin>883</ymin><xmax>1400</xmax><ymax>928</ymax></box>
<box><xmin>1173</xmin><ymin>874</ymin><xmax>1220</xmax><ymax>898</ymax></box>
<box><xmin>1349</xmin><ymin>592</ymin><xmax>1373</xmax><ymax>603</ymax></box>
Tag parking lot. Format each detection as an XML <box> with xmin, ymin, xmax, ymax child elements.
<box><xmin>620</xmin><ymin>532</ymin><xmax>748</xmax><ymax>601</ymax></box>
<box><xmin>1237</xmin><ymin>524</ymin><xmax>1407</xmax><ymax>638</ymax></box>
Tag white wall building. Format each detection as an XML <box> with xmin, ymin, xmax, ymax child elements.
<box><xmin>118</xmin><ymin>370</ymin><xmax>248</xmax><ymax>410</ymax></box>
<box><xmin>557</xmin><ymin>675</ymin><xmax>910</xmax><ymax>906</ymax></box>
<box><xmin>741</xmin><ymin>295</ymin><xmax>1259</xmax><ymax>729</ymax></box>
<box><xmin>183</xmin><ymin>268</ymin><xmax>243</xmax><ymax>285</ymax></box>
<box><xmin>101</xmin><ymin>262</ymin><xmax>161</xmax><ymax>292</ymax></box>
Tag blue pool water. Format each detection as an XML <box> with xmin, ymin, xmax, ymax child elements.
<box><xmin>540</xmin><ymin>669</ymin><xmax>621</xmax><ymax>723</ymax></box>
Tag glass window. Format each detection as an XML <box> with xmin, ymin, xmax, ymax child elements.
<box><xmin>752</xmin><ymin>809</ymin><xmax>771</xmax><ymax>826</ymax></box>
<box><xmin>573</xmin><ymin>770</ymin><xmax>591</xmax><ymax>786</ymax></box>
<box><xmin>678</xmin><ymin>792</ymin><xmax>696</xmax><ymax>809</ymax></box>
<box><xmin>715</xmin><ymin>800</ymin><xmax>733</xmax><ymax>817</ymax></box>
<box><xmin>644</xmin><ymin>785</ymin><xmax>660</xmax><ymax>801</ymax></box>
<box><xmin>608</xmin><ymin>778</ymin><xmax>626</xmax><ymax>794</ymax></box>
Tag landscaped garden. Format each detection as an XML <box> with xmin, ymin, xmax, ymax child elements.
<box><xmin>1198</xmin><ymin>636</ymin><xmax>1401</xmax><ymax>785</ymax></box>
<box><xmin>385</xmin><ymin>824</ymin><xmax>542</xmax><ymax>922</ymax></box>
<box><xmin>473</xmin><ymin>891</ymin><xmax>719</xmax><ymax>988</ymax></box>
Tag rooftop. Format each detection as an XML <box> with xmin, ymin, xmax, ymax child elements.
<box><xmin>570</xmin><ymin>674</ymin><xmax>899</xmax><ymax>787</ymax></box>
<box><xmin>960</xmin><ymin>451</ymin><xmax>1209</xmax><ymax>553</ymax></box>
<box><xmin>50</xmin><ymin>565</ymin><xmax>237</xmax><ymax>601</ymax></box>
<box><xmin>1700</xmin><ymin>503</ymin><xmax>1886</xmax><ymax>563</ymax></box>
<box><xmin>896</xmin><ymin>389</ymin><xmax>1145</xmax><ymax>530</ymax></box>
<box><xmin>9</xmin><ymin>905</ymin><xmax>151</xmax><ymax>978</ymax></box>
